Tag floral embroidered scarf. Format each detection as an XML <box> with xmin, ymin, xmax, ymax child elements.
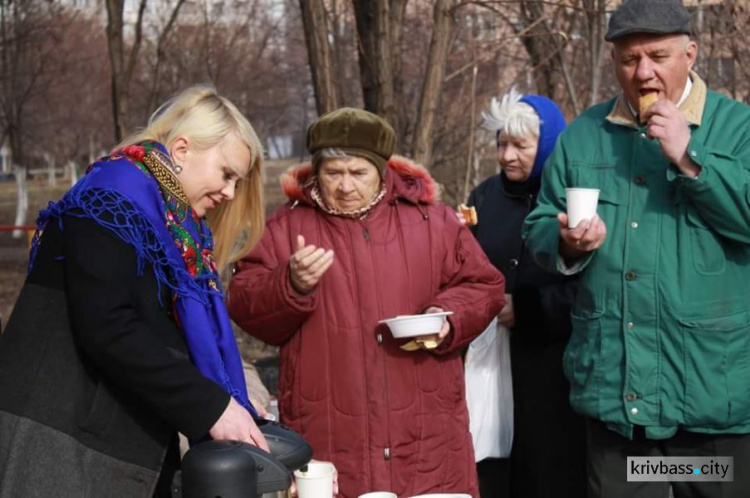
<box><xmin>29</xmin><ymin>141</ymin><xmax>258</xmax><ymax>425</ymax></box>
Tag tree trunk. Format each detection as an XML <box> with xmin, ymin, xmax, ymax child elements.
<box><xmin>462</xmin><ymin>63</ymin><xmax>478</xmax><ymax>200</ymax></box>
<box><xmin>1</xmin><ymin>1</ymin><xmax>28</xmax><ymax>237</ymax></box>
<box><xmin>10</xmin><ymin>135</ymin><xmax>27</xmax><ymax>238</ymax></box>
<box><xmin>105</xmin><ymin>0</ymin><xmax>125</xmax><ymax>141</ymax></box>
<box><xmin>584</xmin><ymin>0</ymin><xmax>608</xmax><ymax>107</ymax></box>
<box><xmin>518</xmin><ymin>0</ymin><xmax>555</xmax><ymax>97</ymax></box>
<box><xmin>9</xmin><ymin>140</ymin><xmax>29</xmax><ymax>239</ymax></box>
<box><xmin>146</xmin><ymin>0</ymin><xmax>187</xmax><ymax>112</ymax></box>
<box><xmin>105</xmin><ymin>0</ymin><xmax>147</xmax><ymax>142</ymax></box>
<box><xmin>412</xmin><ymin>0</ymin><xmax>455</xmax><ymax>167</ymax></box>
<box><xmin>352</xmin><ymin>0</ymin><xmax>398</xmax><ymax>132</ymax></box>
<box><xmin>299</xmin><ymin>0</ymin><xmax>339</xmax><ymax>116</ymax></box>
<box><xmin>388</xmin><ymin>0</ymin><xmax>408</xmax><ymax>151</ymax></box>
<box><xmin>45</xmin><ymin>152</ymin><xmax>56</xmax><ymax>187</ymax></box>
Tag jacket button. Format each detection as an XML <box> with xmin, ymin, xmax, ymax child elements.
<box><xmin>631</xmin><ymin>407</ymin><xmax>639</xmax><ymax>416</ymax></box>
<box><xmin>625</xmin><ymin>271</ymin><xmax>637</xmax><ymax>281</ymax></box>
<box><xmin>509</xmin><ymin>258</ymin><xmax>519</xmax><ymax>268</ymax></box>
<box><xmin>627</xmin><ymin>322</ymin><xmax>635</xmax><ymax>330</ymax></box>
<box><xmin>630</xmin><ymin>221</ymin><xmax>639</xmax><ymax>229</ymax></box>
<box><xmin>376</xmin><ymin>333</ymin><xmax>383</xmax><ymax>345</ymax></box>
<box><xmin>634</xmin><ymin>176</ymin><xmax>646</xmax><ymax>186</ymax></box>
<box><xmin>384</xmin><ymin>447</ymin><xmax>391</xmax><ymax>460</ymax></box>
<box><xmin>626</xmin><ymin>393</ymin><xmax>638</xmax><ymax>402</ymax></box>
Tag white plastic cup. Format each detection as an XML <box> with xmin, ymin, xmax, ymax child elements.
<box><xmin>358</xmin><ymin>493</ymin><xmax>397</xmax><ymax>498</ymax></box>
<box><xmin>294</xmin><ymin>462</ymin><xmax>335</xmax><ymax>498</ymax></box>
<box><xmin>565</xmin><ymin>188</ymin><xmax>600</xmax><ymax>229</ymax></box>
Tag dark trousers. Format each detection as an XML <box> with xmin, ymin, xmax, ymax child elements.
<box><xmin>586</xmin><ymin>419</ymin><xmax>750</xmax><ymax>498</ymax></box>
<box><xmin>475</xmin><ymin>337</ymin><xmax>587</xmax><ymax>498</ymax></box>
<box><xmin>477</xmin><ymin>457</ymin><xmax>510</xmax><ymax>497</ymax></box>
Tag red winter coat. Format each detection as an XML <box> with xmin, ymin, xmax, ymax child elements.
<box><xmin>228</xmin><ymin>156</ymin><xmax>505</xmax><ymax>498</ymax></box>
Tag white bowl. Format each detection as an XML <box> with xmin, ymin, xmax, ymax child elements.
<box><xmin>378</xmin><ymin>311</ymin><xmax>453</xmax><ymax>339</ymax></box>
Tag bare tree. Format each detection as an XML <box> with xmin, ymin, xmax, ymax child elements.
<box><xmin>350</xmin><ymin>0</ymin><xmax>403</xmax><ymax>132</ymax></box>
<box><xmin>146</xmin><ymin>0</ymin><xmax>187</xmax><ymax>112</ymax></box>
<box><xmin>105</xmin><ymin>0</ymin><xmax>147</xmax><ymax>142</ymax></box>
<box><xmin>298</xmin><ymin>0</ymin><xmax>459</xmax><ymax>169</ymax></box>
<box><xmin>412</xmin><ymin>0</ymin><xmax>456</xmax><ymax>166</ymax></box>
<box><xmin>0</xmin><ymin>0</ymin><xmax>71</xmax><ymax>236</ymax></box>
<box><xmin>583</xmin><ymin>0</ymin><xmax>609</xmax><ymax>107</ymax></box>
<box><xmin>299</xmin><ymin>0</ymin><xmax>339</xmax><ymax>115</ymax></box>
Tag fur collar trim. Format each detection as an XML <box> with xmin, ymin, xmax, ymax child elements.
<box><xmin>280</xmin><ymin>155</ymin><xmax>438</xmax><ymax>206</ymax></box>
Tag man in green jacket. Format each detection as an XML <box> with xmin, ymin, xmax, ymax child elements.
<box><xmin>524</xmin><ymin>0</ymin><xmax>750</xmax><ymax>497</ymax></box>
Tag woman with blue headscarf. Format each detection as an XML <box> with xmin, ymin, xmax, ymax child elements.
<box><xmin>466</xmin><ymin>89</ymin><xmax>586</xmax><ymax>498</ymax></box>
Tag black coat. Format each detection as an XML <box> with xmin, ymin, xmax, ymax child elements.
<box><xmin>468</xmin><ymin>173</ymin><xmax>576</xmax><ymax>345</ymax></box>
<box><xmin>0</xmin><ymin>216</ymin><xmax>230</xmax><ymax>497</ymax></box>
<box><xmin>468</xmin><ymin>173</ymin><xmax>586</xmax><ymax>498</ymax></box>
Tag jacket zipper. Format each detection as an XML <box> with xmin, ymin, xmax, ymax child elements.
<box><xmin>361</xmin><ymin>223</ymin><xmax>393</xmax><ymax>464</ymax></box>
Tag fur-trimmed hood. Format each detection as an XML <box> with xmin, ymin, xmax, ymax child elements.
<box><xmin>280</xmin><ymin>155</ymin><xmax>438</xmax><ymax>206</ymax></box>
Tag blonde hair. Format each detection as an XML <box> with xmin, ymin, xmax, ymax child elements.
<box><xmin>118</xmin><ymin>85</ymin><xmax>265</xmax><ymax>272</ymax></box>
<box><xmin>482</xmin><ymin>87</ymin><xmax>540</xmax><ymax>141</ymax></box>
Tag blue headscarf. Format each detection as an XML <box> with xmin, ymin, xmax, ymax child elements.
<box><xmin>29</xmin><ymin>141</ymin><xmax>259</xmax><ymax>433</ymax></box>
<box><xmin>517</xmin><ymin>95</ymin><xmax>567</xmax><ymax>182</ymax></box>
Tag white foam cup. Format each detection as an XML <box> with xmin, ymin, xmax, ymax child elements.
<box><xmin>294</xmin><ymin>462</ymin><xmax>335</xmax><ymax>498</ymax></box>
<box><xmin>565</xmin><ymin>188</ymin><xmax>600</xmax><ymax>229</ymax></box>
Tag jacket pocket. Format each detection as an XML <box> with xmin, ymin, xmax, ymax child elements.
<box><xmin>570</xmin><ymin>164</ymin><xmax>628</xmax><ymax>207</ymax></box>
<box><xmin>78</xmin><ymin>381</ymin><xmax>117</xmax><ymax>436</ymax></box>
<box><xmin>685</xmin><ymin>209</ymin><xmax>726</xmax><ymax>275</ymax></box>
<box><xmin>680</xmin><ymin>310</ymin><xmax>750</xmax><ymax>427</ymax></box>
<box><xmin>563</xmin><ymin>308</ymin><xmax>604</xmax><ymax>403</ymax></box>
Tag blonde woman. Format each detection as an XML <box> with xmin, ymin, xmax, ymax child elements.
<box><xmin>0</xmin><ymin>86</ymin><xmax>268</xmax><ymax>497</ymax></box>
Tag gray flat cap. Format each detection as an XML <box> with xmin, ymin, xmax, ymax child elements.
<box><xmin>605</xmin><ymin>0</ymin><xmax>691</xmax><ymax>42</ymax></box>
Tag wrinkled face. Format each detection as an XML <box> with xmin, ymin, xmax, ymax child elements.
<box><xmin>172</xmin><ymin>132</ymin><xmax>251</xmax><ymax>217</ymax></box>
<box><xmin>318</xmin><ymin>156</ymin><xmax>381</xmax><ymax>212</ymax></box>
<box><xmin>496</xmin><ymin>132</ymin><xmax>539</xmax><ymax>182</ymax></box>
<box><xmin>612</xmin><ymin>33</ymin><xmax>697</xmax><ymax>111</ymax></box>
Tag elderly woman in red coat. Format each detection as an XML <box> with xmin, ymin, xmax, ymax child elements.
<box><xmin>228</xmin><ymin>108</ymin><xmax>505</xmax><ymax>498</ymax></box>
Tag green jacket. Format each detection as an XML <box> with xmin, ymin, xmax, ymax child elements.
<box><xmin>524</xmin><ymin>74</ymin><xmax>750</xmax><ymax>439</ymax></box>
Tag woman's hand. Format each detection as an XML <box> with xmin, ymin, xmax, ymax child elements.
<box><xmin>289</xmin><ymin>235</ymin><xmax>334</xmax><ymax>294</ymax></box>
<box><xmin>498</xmin><ymin>294</ymin><xmax>515</xmax><ymax>328</ymax></box>
<box><xmin>209</xmin><ymin>397</ymin><xmax>270</xmax><ymax>452</ymax></box>
<box><xmin>412</xmin><ymin>306</ymin><xmax>451</xmax><ymax>350</ymax></box>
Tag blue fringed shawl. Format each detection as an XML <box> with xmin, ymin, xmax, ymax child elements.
<box><xmin>29</xmin><ymin>141</ymin><xmax>258</xmax><ymax>424</ymax></box>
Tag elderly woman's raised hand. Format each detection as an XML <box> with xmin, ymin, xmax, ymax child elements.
<box><xmin>289</xmin><ymin>235</ymin><xmax>334</xmax><ymax>294</ymax></box>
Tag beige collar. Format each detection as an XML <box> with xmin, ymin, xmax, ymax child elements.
<box><xmin>605</xmin><ymin>71</ymin><xmax>707</xmax><ymax>129</ymax></box>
